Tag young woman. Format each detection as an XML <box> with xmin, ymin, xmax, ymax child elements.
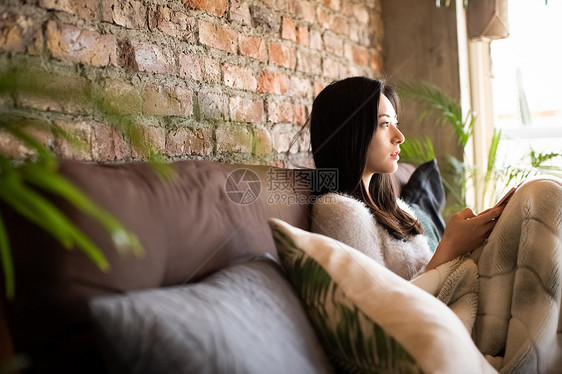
<box><xmin>308</xmin><ymin>75</ymin><xmax>562</xmax><ymax>371</ymax></box>
<box><xmin>309</xmin><ymin>76</ymin><xmax>505</xmax><ymax>279</ymax></box>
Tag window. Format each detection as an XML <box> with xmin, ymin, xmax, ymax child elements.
<box><xmin>490</xmin><ymin>1</ymin><xmax>562</xmax><ymax>179</ymax></box>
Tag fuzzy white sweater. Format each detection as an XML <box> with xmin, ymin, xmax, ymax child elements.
<box><xmin>311</xmin><ymin>193</ymin><xmax>432</xmax><ymax>280</ymax></box>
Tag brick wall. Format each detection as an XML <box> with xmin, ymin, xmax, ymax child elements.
<box><xmin>0</xmin><ymin>0</ymin><xmax>384</xmax><ymax>167</ymax></box>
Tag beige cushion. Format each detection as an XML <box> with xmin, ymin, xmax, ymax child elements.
<box><xmin>269</xmin><ymin>218</ymin><xmax>497</xmax><ymax>374</ymax></box>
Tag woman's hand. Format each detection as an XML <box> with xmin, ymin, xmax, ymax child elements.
<box><xmin>425</xmin><ymin>206</ymin><xmax>505</xmax><ymax>271</ymax></box>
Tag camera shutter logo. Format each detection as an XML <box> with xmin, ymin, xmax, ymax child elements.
<box><xmin>225</xmin><ymin>168</ymin><xmax>261</xmax><ymax>205</ymax></box>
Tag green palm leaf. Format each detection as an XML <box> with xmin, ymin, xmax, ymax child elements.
<box><xmin>20</xmin><ymin>163</ymin><xmax>143</xmax><ymax>255</ymax></box>
<box><xmin>398</xmin><ymin>81</ymin><xmax>475</xmax><ymax>148</ymax></box>
<box><xmin>399</xmin><ymin>137</ymin><xmax>435</xmax><ymax>165</ymax></box>
<box><xmin>0</xmin><ymin>61</ymin><xmax>174</xmax><ymax>298</ymax></box>
<box><xmin>0</xmin><ymin>212</ymin><xmax>13</xmax><ymax>299</ymax></box>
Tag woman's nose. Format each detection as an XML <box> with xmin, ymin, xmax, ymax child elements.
<box><xmin>393</xmin><ymin>127</ymin><xmax>405</xmax><ymax>144</ymax></box>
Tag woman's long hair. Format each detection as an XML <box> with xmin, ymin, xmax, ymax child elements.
<box><xmin>310</xmin><ymin>76</ymin><xmax>422</xmax><ymax>240</ymax></box>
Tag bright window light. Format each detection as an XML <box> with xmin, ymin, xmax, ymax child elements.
<box><xmin>491</xmin><ymin>1</ymin><xmax>562</xmax><ymax>177</ymax></box>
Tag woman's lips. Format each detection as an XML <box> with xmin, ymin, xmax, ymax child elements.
<box><xmin>390</xmin><ymin>150</ymin><xmax>400</xmax><ymax>160</ymax></box>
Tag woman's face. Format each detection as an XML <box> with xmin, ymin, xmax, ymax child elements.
<box><xmin>364</xmin><ymin>93</ymin><xmax>405</xmax><ymax>175</ymax></box>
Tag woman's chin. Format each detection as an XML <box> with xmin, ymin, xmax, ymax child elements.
<box><xmin>388</xmin><ymin>162</ymin><xmax>399</xmax><ymax>174</ymax></box>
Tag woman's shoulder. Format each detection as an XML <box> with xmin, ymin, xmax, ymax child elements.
<box><xmin>313</xmin><ymin>192</ymin><xmax>372</xmax><ymax>219</ymax></box>
<box><xmin>311</xmin><ymin>192</ymin><xmax>375</xmax><ymax>235</ymax></box>
<box><xmin>311</xmin><ymin>192</ymin><xmax>384</xmax><ymax>263</ymax></box>
<box><xmin>314</xmin><ymin>193</ymin><xmax>417</xmax><ymax>220</ymax></box>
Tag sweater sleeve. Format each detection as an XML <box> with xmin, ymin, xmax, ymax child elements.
<box><xmin>311</xmin><ymin>193</ymin><xmax>385</xmax><ymax>266</ymax></box>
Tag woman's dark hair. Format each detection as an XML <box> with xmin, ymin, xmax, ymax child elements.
<box><xmin>310</xmin><ymin>76</ymin><xmax>422</xmax><ymax>240</ymax></box>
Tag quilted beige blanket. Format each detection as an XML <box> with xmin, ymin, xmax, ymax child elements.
<box><xmin>414</xmin><ymin>177</ymin><xmax>562</xmax><ymax>373</ymax></box>
<box><xmin>471</xmin><ymin>177</ymin><xmax>562</xmax><ymax>373</ymax></box>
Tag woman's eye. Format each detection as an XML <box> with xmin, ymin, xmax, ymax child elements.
<box><xmin>379</xmin><ymin>122</ymin><xmax>390</xmax><ymax>128</ymax></box>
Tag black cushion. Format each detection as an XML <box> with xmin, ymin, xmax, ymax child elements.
<box><xmin>400</xmin><ymin>159</ymin><xmax>446</xmax><ymax>236</ymax></box>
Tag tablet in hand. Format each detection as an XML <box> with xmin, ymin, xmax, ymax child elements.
<box><xmin>495</xmin><ymin>187</ymin><xmax>517</xmax><ymax>208</ymax></box>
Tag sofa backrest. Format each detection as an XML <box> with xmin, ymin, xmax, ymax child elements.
<box><xmin>1</xmin><ymin>159</ymin><xmax>414</xmax><ymax>372</ymax></box>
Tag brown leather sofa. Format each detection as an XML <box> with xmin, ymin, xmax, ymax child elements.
<box><xmin>1</xmin><ymin>159</ymin><xmax>415</xmax><ymax>373</ymax></box>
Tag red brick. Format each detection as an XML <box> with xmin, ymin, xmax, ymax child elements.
<box><xmin>269</xmin><ymin>42</ymin><xmax>296</xmax><ymax>70</ymax></box>
<box><xmin>230</xmin><ymin>96</ymin><xmax>264</xmax><ymax>123</ymax></box>
<box><xmin>127</xmin><ymin>41</ymin><xmax>175</xmax><ymax>74</ymax></box>
<box><xmin>341</xmin><ymin>0</ymin><xmax>353</xmax><ymax>17</ymax></box>
<box><xmin>261</xmin><ymin>0</ymin><xmax>275</xmax><ymax>8</ymax></box>
<box><xmin>332</xmin><ymin>15</ymin><xmax>349</xmax><ymax>35</ymax></box>
<box><xmin>296</xmin><ymin>25</ymin><xmax>308</xmax><ymax>46</ymax></box>
<box><xmin>0</xmin><ymin>130</ymin><xmax>28</xmax><ymax>159</ymax></box>
<box><xmin>293</xmin><ymin>104</ymin><xmax>307</xmax><ymax>126</ymax></box>
<box><xmin>39</xmin><ymin>0</ymin><xmax>98</xmax><ymax>21</ymax></box>
<box><xmin>317</xmin><ymin>8</ymin><xmax>348</xmax><ymax>35</ymax></box>
<box><xmin>309</xmin><ymin>29</ymin><xmax>322</xmax><ymax>50</ymax></box>
<box><xmin>296</xmin><ymin>49</ymin><xmax>321</xmax><ymax>74</ymax></box>
<box><xmin>0</xmin><ymin>14</ymin><xmax>42</xmax><ymax>54</ymax></box>
<box><xmin>288</xmin><ymin>0</ymin><xmax>315</xmax><ymax>23</ymax></box>
<box><xmin>92</xmin><ymin>122</ymin><xmax>128</xmax><ymax>161</ymax></box>
<box><xmin>314</xmin><ymin>80</ymin><xmax>327</xmax><ymax>97</ymax></box>
<box><xmin>271</xmin><ymin>124</ymin><xmax>295</xmax><ymax>153</ymax></box>
<box><xmin>322</xmin><ymin>57</ymin><xmax>340</xmax><ymax>79</ymax></box>
<box><xmin>369</xmin><ymin>53</ymin><xmax>383</xmax><ymax>72</ymax></box>
<box><xmin>295</xmin><ymin>123</ymin><xmax>311</xmax><ymax>152</ymax></box>
<box><xmin>17</xmin><ymin>74</ymin><xmax>92</xmax><ymax>114</ymax></box>
<box><xmin>148</xmin><ymin>6</ymin><xmax>196</xmax><ymax>42</ymax></box>
<box><xmin>287</xmin><ymin>76</ymin><xmax>311</xmax><ymax>99</ymax></box>
<box><xmin>230</xmin><ymin>0</ymin><xmax>252</xmax><ymax>25</ymax></box>
<box><xmin>216</xmin><ymin>123</ymin><xmax>253</xmax><ymax>153</ymax></box>
<box><xmin>281</xmin><ymin>17</ymin><xmax>297</xmax><ymax>41</ymax></box>
<box><xmin>143</xmin><ymin>85</ymin><xmax>193</xmax><ymax>116</ymax></box>
<box><xmin>46</xmin><ymin>21</ymin><xmax>116</xmax><ymax>66</ymax></box>
<box><xmin>53</xmin><ymin>120</ymin><xmax>93</xmax><ymax>161</ymax></box>
<box><xmin>183</xmin><ymin>0</ymin><xmax>227</xmax><ymax>17</ymax></box>
<box><xmin>322</xmin><ymin>0</ymin><xmax>340</xmax><ymax>11</ymax></box>
<box><xmin>239</xmin><ymin>35</ymin><xmax>267</xmax><ymax>62</ymax></box>
<box><xmin>267</xmin><ymin>100</ymin><xmax>293</xmax><ymax>124</ymax></box>
<box><xmin>166</xmin><ymin>127</ymin><xmax>212</xmax><ymax>156</ymax></box>
<box><xmin>263</xmin><ymin>0</ymin><xmax>289</xmax><ymax>12</ymax></box>
<box><xmin>102</xmin><ymin>80</ymin><xmax>143</xmax><ymax>115</ymax></box>
<box><xmin>349</xmin><ymin>22</ymin><xmax>366</xmax><ymax>44</ymax></box>
<box><xmin>353</xmin><ymin>3</ymin><xmax>369</xmax><ymax>24</ymax></box>
<box><xmin>0</xmin><ymin>122</ymin><xmax>50</xmax><ymax>159</ymax></box>
<box><xmin>253</xmin><ymin>126</ymin><xmax>272</xmax><ymax>155</ymax></box>
<box><xmin>102</xmin><ymin>0</ymin><xmax>147</xmax><ymax>29</ymax></box>
<box><xmin>257</xmin><ymin>70</ymin><xmax>287</xmax><ymax>95</ymax></box>
<box><xmin>249</xmin><ymin>3</ymin><xmax>280</xmax><ymax>33</ymax></box>
<box><xmin>198</xmin><ymin>92</ymin><xmax>228</xmax><ymax>120</ymax></box>
<box><xmin>131</xmin><ymin>125</ymin><xmax>166</xmax><ymax>159</ymax></box>
<box><xmin>339</xmin><ymin>63</ymin><xmax>352</xmax><ymax>79</ymax></box>
<box><xmin>368</xmin><ymin>0</ymin><xmax>382</xmax><ymax>11</ymax></box>
<box><xmin>179</xmin><ymin>53</ymin><xmax>220</xmax><ymax>83</ymax></box>
<box><xmin>345</xmin><ymin>44</ymin><xmax>369</xmax><ymax>66</ymax></box>
<box><xmin>371</xmin><ymin>12</ymin><xmax>385</xmax><ymax>38</ymax></box>
<box><xmin>316</xmin><ymin>7</ymin><xmax>332</xmax><ymax>30</ymax></box>
<box><xmin>223</xmin><ymin>64</ymin><xmax>257</xmax><ymax>91</ymax></box>
<box><xmin>323</xmin><ymin>32</ymin><xmax>343</xmax><ymax>56</ymax></box>
<box><xmin>199</xmin><ymin>21</ymin><xmax>238</xmax><ymax>54</ymax></box>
